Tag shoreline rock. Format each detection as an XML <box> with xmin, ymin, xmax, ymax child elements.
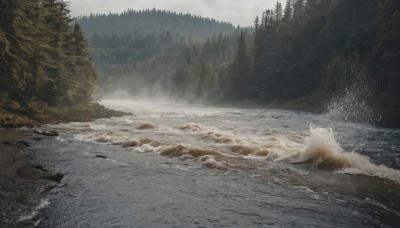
<box><xmin>0</xmin><ymin>129</ymin><xmax>62</xmax><ymax>227</ymax></box>
<box><xmin>0</xmin><ymin>102</ymin><xmax>130</xmax><ymax>128</ymax></box>
<box><xmin>0</xmin><ymin>102</ymin><xmax>130</xmax><ymax>226</ymax></box>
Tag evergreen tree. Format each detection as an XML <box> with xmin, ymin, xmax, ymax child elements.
<box><xmin>235</xmin><ymin>31</ymin><xmax>248</xmax><ymax>77</ymax></box>
<box><xmin>253</xmin><ymin>16</ymin><xmax>263</xmax><ymax>70</ymax></box>
<box><xmin>293</xmin><ymin>0</ymin><xmax>305</xmax><ymax>26</ymax></box>
<box><xmin>283</xmin><ymin>0</ymin><xmax>293</xmax><ymax>23</ymax></box>
<box><xmin>0</xmin><ymin>0</ymin><xmax>99</xmax><ymax>117</ymax></box>
<box><xmin>275</xmin><ymin>1</ymin><xmax>283</xmax><ymax>25</ymax></box>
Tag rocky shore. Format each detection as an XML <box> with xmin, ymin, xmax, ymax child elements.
<box><xmin>0</xmin><ymin>102</ymin><xmax>128</xmax><ymax>128</ymax></box>
<box><xmin>0</xmin><ymin>103</ymin><xmax>130</xmax><ymax>227</ymax></box>
<box><xmin>0</xmin><ymin>129</ymin><xmax>66</xmax><ymax>227</ymax></box>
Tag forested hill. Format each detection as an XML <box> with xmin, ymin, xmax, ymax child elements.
<box><xmin>77</xmin><ymin>10</ymin><xmax>242</xmax><ymax>101</ymax></box>
<box><xmin>0</xmin><ymin>0</ymin><xmax>124</xmax><ymax>127</ymax></box>
<box><xmin>223</xmin><ymin>0</ymin><xmax>400</xmax><ymax>126</ymax></box>
<box><xmin>78</xmin><ymin>1</ymin><xmax>400</xmax><ymax>126</ymax></box>
<box><xmin>77</xmin><ymin>9</ymin><xmax>236</xmax><ymax>42</ymax></box>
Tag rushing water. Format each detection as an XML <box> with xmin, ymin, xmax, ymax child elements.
<box><xmin>33</xmin><ymin>100</ymin><xmax>400</xmax><ymax>227</ymax></box>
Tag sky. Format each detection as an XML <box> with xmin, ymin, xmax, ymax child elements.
<box><xmin>69</xmin><ymin>0</ymin><xmax>283</xmax><ymax>27</ymax></box>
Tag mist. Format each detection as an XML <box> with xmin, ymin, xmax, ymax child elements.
<box><xmin>69</xmin><ymin>0</ymin><xmax>279</xmax><ymax>27</ymax></box>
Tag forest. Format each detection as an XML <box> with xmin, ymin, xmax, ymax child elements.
<box><xmin>76</xmin><ymin>9</ymin><xmax>244</xmax><ymax>101</ymax></box>
<box><xmin>1</xmin><ymin>0</ymin><xmax>399</xmax><ymax>126</ymax></box>
<box><xmin>0</xmin><ymin>0</ymin><xmax>123</xmax><ymax>127</ymax></box>
<box><xmin>81</xmin><ymin>1</ymin><xmax>400</xmax><ymax>126</ymax></box>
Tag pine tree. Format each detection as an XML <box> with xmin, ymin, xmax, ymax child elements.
<box><xmin>253</xmin><ymin>16</ymin><xmax>263</xmax><ymax>71</ymax></box>
<box><xmin>0</xmin><ymin>0</ymin><xmax>18</xmax><ymax>97</ymax></box>
<box><xmin>0</xmin><ymin>0</ymin><xmax>99</xmax><ymax>115</ymax></box>
<box><xmin>293</xmin><ymin>0</ymin><xmax>305</xmax><ymax>26</ymax></box>
<box><xmin>235</xmin><ymin>31</ymin><xmax>248</xmax><ymax>76</ymax></box>
<box><xmin>275</xmin><ymin>1</ymin><xmax>283</xmax><ymax>25</ymax></box>
<box><xmin>283</xmin><ymin>0</ymin><xmax>293</xmax><ymax>23</ymax></box>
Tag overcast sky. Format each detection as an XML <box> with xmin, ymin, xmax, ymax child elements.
<box><xmin>69</xmin><ymin>0</ymin><xmax>283</xmax><ymax>27</ymax></box>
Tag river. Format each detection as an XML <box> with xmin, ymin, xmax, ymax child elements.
<box><xmin>32</xmin><ymin>100</ymin><xmax>400</xmax><ymax>227</ymax></box>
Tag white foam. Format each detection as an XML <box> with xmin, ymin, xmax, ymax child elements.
<box><xmin>17</xmin><ymin>199</ymin><xmax>50</xmax><ymax>224</ymax></box>
<box><xmin>89</xmin><ymin>124</ymin><xmax>107</xmax><ymax>130</ymax></box>
<box><xmin>35</xmin><ymin>199</ymin><xmax>50</xmax><ymax>210</ymax></box>
<box><xmin>283</xmin><ymin>127</ymin><xmax>400</xmax><ymax>183</ymax></box>
<box><xmin>69</xmin><ymin>101</ymin><xmax>400</xmax><ymax>183</ymax></box>
<box><xmin>202</xmin><ymin>157</ymin><xmax>227</xmax><ymax>169</ymax></box>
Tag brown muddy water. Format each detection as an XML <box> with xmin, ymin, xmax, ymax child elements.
<box><xmin>28</xmin><ymin>100</ymin><xmax>400</xmax><ymax>227</ymax></box>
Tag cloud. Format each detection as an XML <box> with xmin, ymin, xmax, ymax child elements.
<box><xmin>68</xmin><ymin>0</ymin><xmax>281</xmax><ymax>26</ymax></box>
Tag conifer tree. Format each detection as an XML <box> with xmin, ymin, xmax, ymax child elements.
<box><xmin>0</xmin><ymin>0</ymin><xmax>99</xmax><ymax>114</ymax></box>
<box><xmin>293</xmin><ymin>0</ymin><xmax>305</xmax><ymax>25</ymax></box>
<box><xmin>275</xmin><ymin>1</ymin><xmax>283</xmax><ymax>25</ymax></box>
<box><xmin>253</xmin><ymin>17</ymin><xmax>263</xmax><ymax>71</ymax></box>
<box><xmin>235</xmin><ymin>31</ymin><xmax>248</xmax><ymax>76</ymax></box>
<box><xmin>283</xmin><ymin>0</ymin><xmax>293</xmax><ymax>22</ymax></box>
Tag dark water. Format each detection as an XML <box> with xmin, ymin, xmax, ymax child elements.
<box><xmin>29</xmin><ymin>100</ymin><xmax>400</xmax><ymax>227</ymax></box>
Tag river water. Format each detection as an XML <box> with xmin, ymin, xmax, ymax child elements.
<box><xmin>33</xmin><ymin>100</ymin><xmax>400</xmax><ymax>227</ymax></box>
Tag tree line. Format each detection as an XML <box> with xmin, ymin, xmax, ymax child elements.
<box><xmin>225</xmin><ymin>0</ymin><xmax>400</xmax><ymax>124</ymax></box>
<box><xmin>80</xmin><ymin>1</ymin><xmax>400</xmax><ymax>125</ymax></box>
<box><xmin>0</xmin><ymin>0</ymin><xmax>98</xmax><ymax>123</ymax></box>
<box><xmin>78</xmin><ymin>8</ymin><xmax>236</xmax><ymax>42</ymax></box>
<box><xmin>78</xmin><ymin>9</ymin><xmax>243</xmax><ymax>101</ymax></box>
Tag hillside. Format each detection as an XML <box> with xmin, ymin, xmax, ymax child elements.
<box><xmin>77</xmin><ymin>8</ymin><xmax>236</xmax><ymax>42</ymax></box>
<box><xmin>77</xmin><ymin>9</ymin><xmax>241</xmax><ymax>99</ymax></box>
<box><xmin>77</xmin><ymin>1</ymin><xmax>400</xmax><ymax>126</ymax></box>
<box><xmin>0</xmin><ymin>0</ymin><xmax>125</xmax><ymax>127</ymax></box>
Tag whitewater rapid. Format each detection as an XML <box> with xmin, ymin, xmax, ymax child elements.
<box><xmin>35</xmin><ymin>100</ymin><xmax>400</xmax><ymax>227</ymax></box>
<box><xmin>65</xmin><ymin>101</ymin><xmax>400</xmax><ymax>183</ymax></box>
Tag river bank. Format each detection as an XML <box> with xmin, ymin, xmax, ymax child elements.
<box><xmin>0</xmin><ymin>103</ymin><xmax>129</xmax><ymax>227</ymax></box>
<box><xmin>26</xmin><ymin>100</ymin><xmax>400</xmax><ymax>227</ymax></box>
<box><xmin>0</xmin><ymin>102</ymin><xmax>127</xmax><ymax>128</ymax></box>
<box><xmin>2</xmin><ymin>100</ymin><xmax>400</xmax><ymax>227</ymax></box>
<box><xmin>0</xmin><ymin>129</ymin><xmax>62</xmax><ymax>227</ymax></box>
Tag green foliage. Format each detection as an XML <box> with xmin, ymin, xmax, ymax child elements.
<box><xmin>320</xmin><ymin>56</ymin><xmax>364</xmax><ymax>96</ymax></box>
<box><xmin>76</xmin><ymin>0</ymin><xmax>400</xmax><ymax>125</ymax></box>
<box><xmin>225</xmin><ymin>0</ymin><xmax>400</xmax><ymax>125</ymax></box>
<box><xmin>78</xmin><ymin>9</ymin><xmax>236</xmax><ymax>42</ymax></box>
<box><xmin>0</xmin><ymin>0</ymin><xmax>96</xmax><ymax>114</ymax></box>
<box><xmin>79</xmin><ymin>11</ymin><xmax>241</xmax><ymax>101</ymax></box>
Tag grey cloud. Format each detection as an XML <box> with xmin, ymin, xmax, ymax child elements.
<box><xmin>69</xmin><ymin>0</ymin><xmax>281</xmax><ymax>26</ymax></box>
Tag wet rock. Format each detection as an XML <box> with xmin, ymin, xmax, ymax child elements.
<box><xmin>32</xmin><ymin>165</ymin><xmax>47</xmax><ymax>172</ymax></box>
<box><xmin>2</xmin><ymin>141</ymin><xmax>12</xmax><ymax>146</ymax></box>
<box><xmin>137</xmin><ymin>123</ymin><xmax>155</xmax><ymax>130</ymax></box>
<box><xmin>34</xmin><ymin>129</ymin><xmax>60</xmax><ymax>136</ymax></box>
<box><xmin>16</xmin><ymin>167</ymin><xmax>64</xmax><ymax>183</ymax></box>
<box><xmin>122</xmin><ymin>140</ymin><xmax>139</xmax><ymax>148</ymax></box>
<box><xmin>17</xmin><ymin>141</ymin><xmax>30</xmax><ymax>147</ymax></box>
<box><xmin>43</xmin><ymin>173</ymin><xmax>64</xmax><ymax>183</ymax></box>
<box><xmin>40</xmin><ymin>183</ymin><xmax>67</xmax><ymax>194</ymax></box>
<box><xmin>0</xmin><ymin>129</ymin><xmax>52</xmax><ymax>228</ymax></box>
<box><xmin>95</xmin><ymin>155</ymin><xmax>107</xmax><ymax>159</ymax></box>
<box><xmin>2</xmin><ymin>140</ymin><xmax>30</xmax><ymax>150</ymax></box>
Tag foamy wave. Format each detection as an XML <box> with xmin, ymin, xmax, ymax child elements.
<box><xmin>17</xmin><ymin>199</ymin><xmax>50</xmax><ymax>225</ymax></box>
<box><xmin>293</xmin><ymin>128</ymin><xmax>400</xmax><ymax>183</ymax></box>
<box><xmin>74</xmin><ymin>122</ymin><xmax>400</xmax><ymax>182</ymax></box>
<box><xmin>253</xmin><ymin>127</ymin><xmax>400</xmax><ymax>183</ymax></box>
<box><xmin>200</xmin><ymin>156</ymin><xmax>228</xmax><ymax>170</ymax></box>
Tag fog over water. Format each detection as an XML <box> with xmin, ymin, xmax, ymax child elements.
<box><xmin>69</xmin><ymin>0</ymin><xmax>279</xmax><ymax>26</ymax></box>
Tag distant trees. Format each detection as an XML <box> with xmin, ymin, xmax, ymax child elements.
<box><xmin>0</xmin><ymin>0</ymin><xmax>96</xmax><ymax>114</ymax></box>
<box><xmin>224</xmin><ymin>0</ymin><xmax>400</xmax><ymax>124</ymax></box>
<box><xmin>78</xmin><ymin>10</ymin><xmax>239</xmax><ymax>101</ymax></box>
<box><xmin>78</xmin><ymin>1</ymin><xmax>400</xmax><ymax>125</ymax></box>
<box><xmin>78</xmin><ymin>9</ymin><xmax>236</xmax><ymax>42</ymax></box>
